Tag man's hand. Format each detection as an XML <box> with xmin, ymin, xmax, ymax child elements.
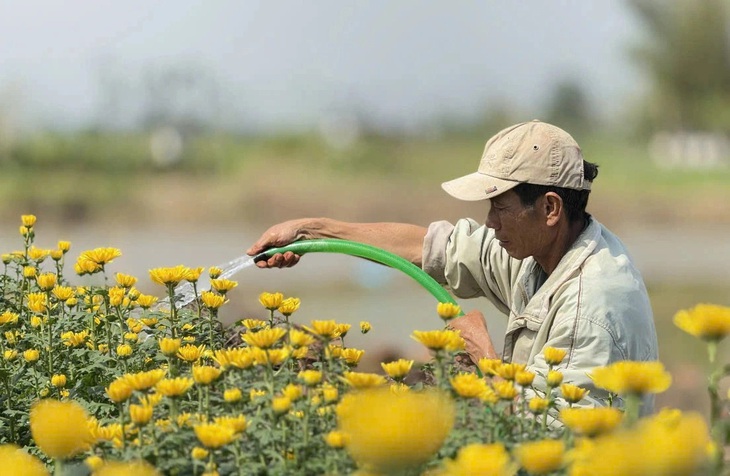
<box><xmin>246</xmin><ymin>221</ymin><xmax>306</xmax><ymax>268</ymax></box>
<box><xmin>447</xmin><ymin>310</ymin><xmax>499</xmax><ymax>364</ymax></box>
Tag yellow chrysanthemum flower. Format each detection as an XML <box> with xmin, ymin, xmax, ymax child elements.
<box><xmin>57</xmin><ymin>240</ymin><xmax>71</xmax><ymax>252</ymax></box>
<box><xmin>242</xmin><ymin>328</ymin><xmax>287</xmax><ymax>349</ymax></box>
<box><xmin>336</xmin><ymin>388</ymin><xmax>454</xmax><ymax>473</ymax></box>
<box><xmin>559</xmin><ymin>407</ymin><xmax>623</xmax><ymax>437</ymax></box>
<box><xmin>36</xmin><ymin>273</ymin><xmax>57</xmax><ymax>291</ymax></box>
<box><xmin>289</xmin><ymin>329</ymin><xmax>314</xmax><ymax>348</ymax></box>
<box><xmin>208</xmin><ymin>266</ymin><xmax>222</xmax><ymax>279</ymax></box>
<box><xmin>223</xmin><ymin>388</ymin><xmax>243</xmax><ymax>403</ymax></box>
<box><xmin>0</xmin><ymin>311</ymin><xmax>18</xmax><ymax>326</ymax></box>
<box><xmin>211</xmin><ymin>348</ymin><xmax>249</xmax><ymax>370</ymax></box>
<box><xmin>26</xmin><ymin>292</ymin><xmax>48</xmax><ymax>314</ymax></box>
<box><xmin>136</xmin><ymin>294</ymin><xmax>159</xmax><ymax>309</ymax></box>
<box><xmin>177</xmin><ymin>344</ymin><xmax>206</xmax><ymax>363</ymax></box>
<box><xmin>155</xmin><ymin>377</ymin><xmax>194</xmax><ymax>398</ymax></box>
<box><xmin>257</xmin><ymin>348</ymin><xmax>289</xmax><ymax>366</ymax></box>
<box><xmin>341</xmin><ymin>371</ymin><xmax>387</xmax><ymax>389</ymax></box>
<box><xmin>116</xmin><ymin>344</ymin><xmax>133</xmax><ymax>358</ymax></box>
<box><xmin>324</xmin><ymin>430</ymin><xmax>350</xmax><ymax>449</ymax></box>
<box><xmin>515</xmin><ymin>370</ymin><xmax>536</xmax><ymax>387</ymax></box>
<box><xmin>49</xmin><ymin>249</ymin><xmax>63</xmax><ymax>261</ymax></box>
<box><xmin>296</xmin><ymin>369</ymin><xmax>322</xmax><ymax>387</ymax></box>
<box><xmin>79</xmin><ymin>247</ymin><xmax>122</xmax><ymax>266</ymax></box>
<box><xmin>192</xmin><ymin>365</ymin><xmax>222</xmax><ymax>385</ymax></box>
<box><xmin>106</xmin><ymin>379</ymin><xmax>133</xmax><ymax>403</ymax></box>
<box><xmin>496</xmin><ymin>363</ymin><xmax>526</xmax><ymax>381</ymax></box>
<box><xmin>336</xmin><ymin>323</ymin><xmax>351</xmax><ymax>337</ymax></box>
<box><xmin>569</xmin><ymin>411</ymin><xmax>710</xmax><ymax>475</ymax></box>
<box><xmin>242</xmin><ymin>319</ymin><xmax>267</xmax><ymax>331</ymax></box>
<box><xmin>23</xmin><ymin>266</ymin><xmax>37</xmax><ymax>278</ymax></box>
<box><xmin>258</xmin><ymin>292</ymin><xmax>283</xmax><ymax>310</ymax></box>
<box><xmin>129</xmin><ymin>404</ymin><xmax>154</xmax><ymax>426</ymax></box>
<box><xmin>113</xmin><ymin>273</ymin><xmax>137</xmax><ymax>288</ymax></box>
<box><xmin>543</xmin><ymin>347</ymin><xmax>568</xmax><ymax>366</ymax></box>
<box><xmin>450</xmin><ymin>372</ymin><xmax>490</xmax><ymax>399</ymax></box>
<box><xmin>411</xmin><ymin>329</ymin><xmax>462</xmax><ymax>351</ymax></box>
<box><xmin>514</xmin><ymin>439</ymin><xmax>565</xmax><ymax>475</ymax></box>
<box><xmin>272</xmin><ymin>396</ymin><xmax>292</xmax><ymax>414</ymax></box>
<box><xmin>0</xmin><ymin>444</ymin><xmax>50</xmax><ymax>476</ymax></box>
<box><xmin>61</xmin><ymin>330</ymin><xmax>89</xmax><ymax>348</ymax></box>
<box><xmin>185</xmin><ymin>267</ymin><xmax>204</xmax><ymax>283</ymax></box>
<box><xmin>439</xmin><ymin>443</ymin><xmax>517</xmax><ymax>476</ymax></box>
<box><xmin>281</xmin><ymin>383</ymin><xmax>303</xmax><ymax>402</ymax></box>
<box><xmin>51</xmin><ymin>374</ymin><xmax>67</xmax><ymax>388</ymax></box>
<box><xmin>158</xmin><ymin>337</ymin><xmax>182</xmax><ymax>356</ymax></box>
<box><xmin>305</xmin><ymin>320</ymin><xmax>340</xmax><ymax>340</ymax></box>
<box><xmin>4</xmin><ymin>349</ymin><xmax>17</xmax><ymax>361</ymax></box>
<box><xmin>139</xmin><ymin>318</ymin><xmax>158</xmax><ymax>329</ymax></box>
<box><xmin>52</xmin><ymin>286</ymin><xmax>74</xmax><ymax>302</ymax></box>
<box><xmin>477</xmin><ymin>357</ymin><xmax>502</xmax><ymax>375</ymax></box>
<box><xmin>277</xmin><ymin>297</ymin><xmax>301</xmax><ymax>316</ymax></box>
<box><xmin>322</xmin><ymin>384</ymin><xmax>339</xmax><ymax>403</ymax></box>
<box><xmin>560</xmin><ymin>383</ymin><xmax>589</xmax><ymax>404</ymax></box>
<box><xmin>381</xmin><ymin>359</ymin><xmax>414</xmax><ymax>380</ymax></box>
<box><xmin>191</xmin><ymin>447</ymin><xmax>209</xmax><ymax>460</ymax></box>
<box><xmin>436</xmin><ymin>302</ymin><xmax>461</xmax><ymax>321</ymax></box>
<box><xmin>214</xmin><ymin>414</ymin><xmax>248</xmax><ymax>433</ymax></box>
<box><xmin>546</xmin><ymin>370</ymin><xmax>564</xmax><ymax>387</ymax></box>
<box><xmin>589</xmin><ymin>361</ymin><xmax>672</xmax><ymax>396</ymax></box>
<box><xmin>30</xmin><ymin>399</ymin><xmax>95</xmax><ymax>460</ymax></box>
<box><xmin>123</xmin><ymin>369</ymin><xmax>166</xmax><ymax>391</ymax></box>
<box><xmin>21</xmin><ymin>214</ymin><xmax>37</xmax><ymax>227</ymax></box>
<box><xmin>200</xmin><ymin>291</ymin><xmax>227</xmax><ymax>309</ymax></box>
<box><xmin>528</xmin><ymin>397</ymin><xmax>550</xmax><ymax>414</ymax></box>
<box><xmin>327</xmin><ymin>344</ymin><xmax>343</xmax><ymax>358</ymax></box>
<box><xmin>149</xmin><ymin>265</ymin><xmax>191</xmax><ymax>287</ymax></box>
<box><xmin>107</xmin><ymin>287</ymin><xmax>125</xmax><ymax>307</ymax></box>
<box><xmin>360</xmin><ymin>321</ymin><xmax>371</xmax><ymax>334</ymax></box>
<box><xmin>341</xmin><ymin>348</ymin><xmax>365</xmax><ymax>366</ymax></box>
<box><xmin>23</xmin><ymin>349</ymin><xmax>40</xmax><ymax>363</ymax></box>
<box><xmin>210</xmin><ymin>278</ymin><xmax>238</xmax><ymax>293</ymax></box>
<box><xmin>492</xmin><ymin>380</ymin><xmax>519</xmax><ymax>401</ymax></box>
<box><xmin>28</xmin><ymin>247</ymin><xmax>49</xmax><ymax>262</ymax></box>
<box><xmin>74</xmin><ymin>258</ymin><xmax>101</xmax><ymax>276</ymax></box>
<box><xmin>674</xmin><ymin>304</ymin><xmax>730</xmax><ymax>342</ymax></box>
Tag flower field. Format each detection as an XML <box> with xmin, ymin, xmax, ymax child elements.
<box><xmin>0</xmin><ymin>215</ymin><xmax>725</xmax><ymax>475</ymax></box>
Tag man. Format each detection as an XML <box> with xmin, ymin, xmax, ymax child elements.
<box><xmin>246</xmin><ymin>120</ymin><xmax>659</xmax><ymax>412</ymax></box>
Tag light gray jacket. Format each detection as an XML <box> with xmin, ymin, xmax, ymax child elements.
<box><xmin>422</xmin><ymin>217</ymin><xmax>659</xmax><ymax>413</ymax></box>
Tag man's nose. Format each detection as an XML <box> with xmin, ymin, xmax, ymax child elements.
<box><xmin>485</xmin><ymin>209</ymin><xmax>499</xmax><ymax>230</ymax></box>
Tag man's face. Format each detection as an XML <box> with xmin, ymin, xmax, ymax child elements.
<box><xmin>485</xmin><ymin>190</ymin><xmax>549</xmax><ymax>260</ymax></box>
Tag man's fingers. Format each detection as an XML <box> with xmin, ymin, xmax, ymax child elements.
<box><xmin>253</xmin><ymin>252</ymin><xmax>301</xmax><ymax>269</ymax></box>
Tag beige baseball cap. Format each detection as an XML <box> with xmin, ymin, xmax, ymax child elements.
<box><xmin>441</xmin><ymin>120</ymin><xmax>591</xmax><ymax>201</ymax></box>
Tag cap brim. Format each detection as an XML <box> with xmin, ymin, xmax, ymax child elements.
<box><xmin>441</xmin><ymin>172</ymin><xmax>521</xmax><ymax>201</ymax></box>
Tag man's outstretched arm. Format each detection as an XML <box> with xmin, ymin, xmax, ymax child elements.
<box><xmin>246</xmin><ymin>217</ymin><xmax>428</xmax><ymax>268</ymax></box>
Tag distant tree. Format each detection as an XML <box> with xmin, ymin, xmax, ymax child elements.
<box><xmin>544</xmin><ymin>79</ymin><xmax>594</xmax><ymax>135</ymax></box>
<box><xmin>626</xmin><ymin>0</ymin><xmax>730</xmax><ymax>132</ymax></box>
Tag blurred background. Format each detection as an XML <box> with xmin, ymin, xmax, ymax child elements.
<box><xmin>1</xmin><ymin>0</ymin><xmax>729</xmax><ymax>414</ymax></box>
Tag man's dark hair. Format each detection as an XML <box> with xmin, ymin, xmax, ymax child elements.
<box><xmin>513</xmin><ymin>161</ymin><xmax>599</xmax><ymax>224</ymax></box>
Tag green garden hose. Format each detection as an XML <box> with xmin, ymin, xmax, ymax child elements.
<box><xmin>254</xmin><ymin>238</ymin><xmax>481</xmax><ymax>376</ymax></box>
<box><xmin>253</xmin><ymin>238</ymin><xmax>461</xmax><ymax>311</ymax></box>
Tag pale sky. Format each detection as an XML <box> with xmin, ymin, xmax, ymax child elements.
<box><xmin>0</xmin><ymin>1</ymin><xmax>645</xmax><ymax>131</ymax></box>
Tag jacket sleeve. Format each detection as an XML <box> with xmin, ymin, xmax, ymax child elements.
<box><xmin>422</xmin><ymin>218</ymin><xmax>520</xmax><ymax>314</ymax></box>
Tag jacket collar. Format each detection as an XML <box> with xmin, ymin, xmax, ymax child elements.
<box><xmin>517</xmin><ymin>217</ymin><xmax>601</xmax><ymax>325</ymax></box>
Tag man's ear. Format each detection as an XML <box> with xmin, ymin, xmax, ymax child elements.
<box><xmin>543</xmin><ymin>192</ymin><xmax>563</xmax><ymax>226</ymax></box>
